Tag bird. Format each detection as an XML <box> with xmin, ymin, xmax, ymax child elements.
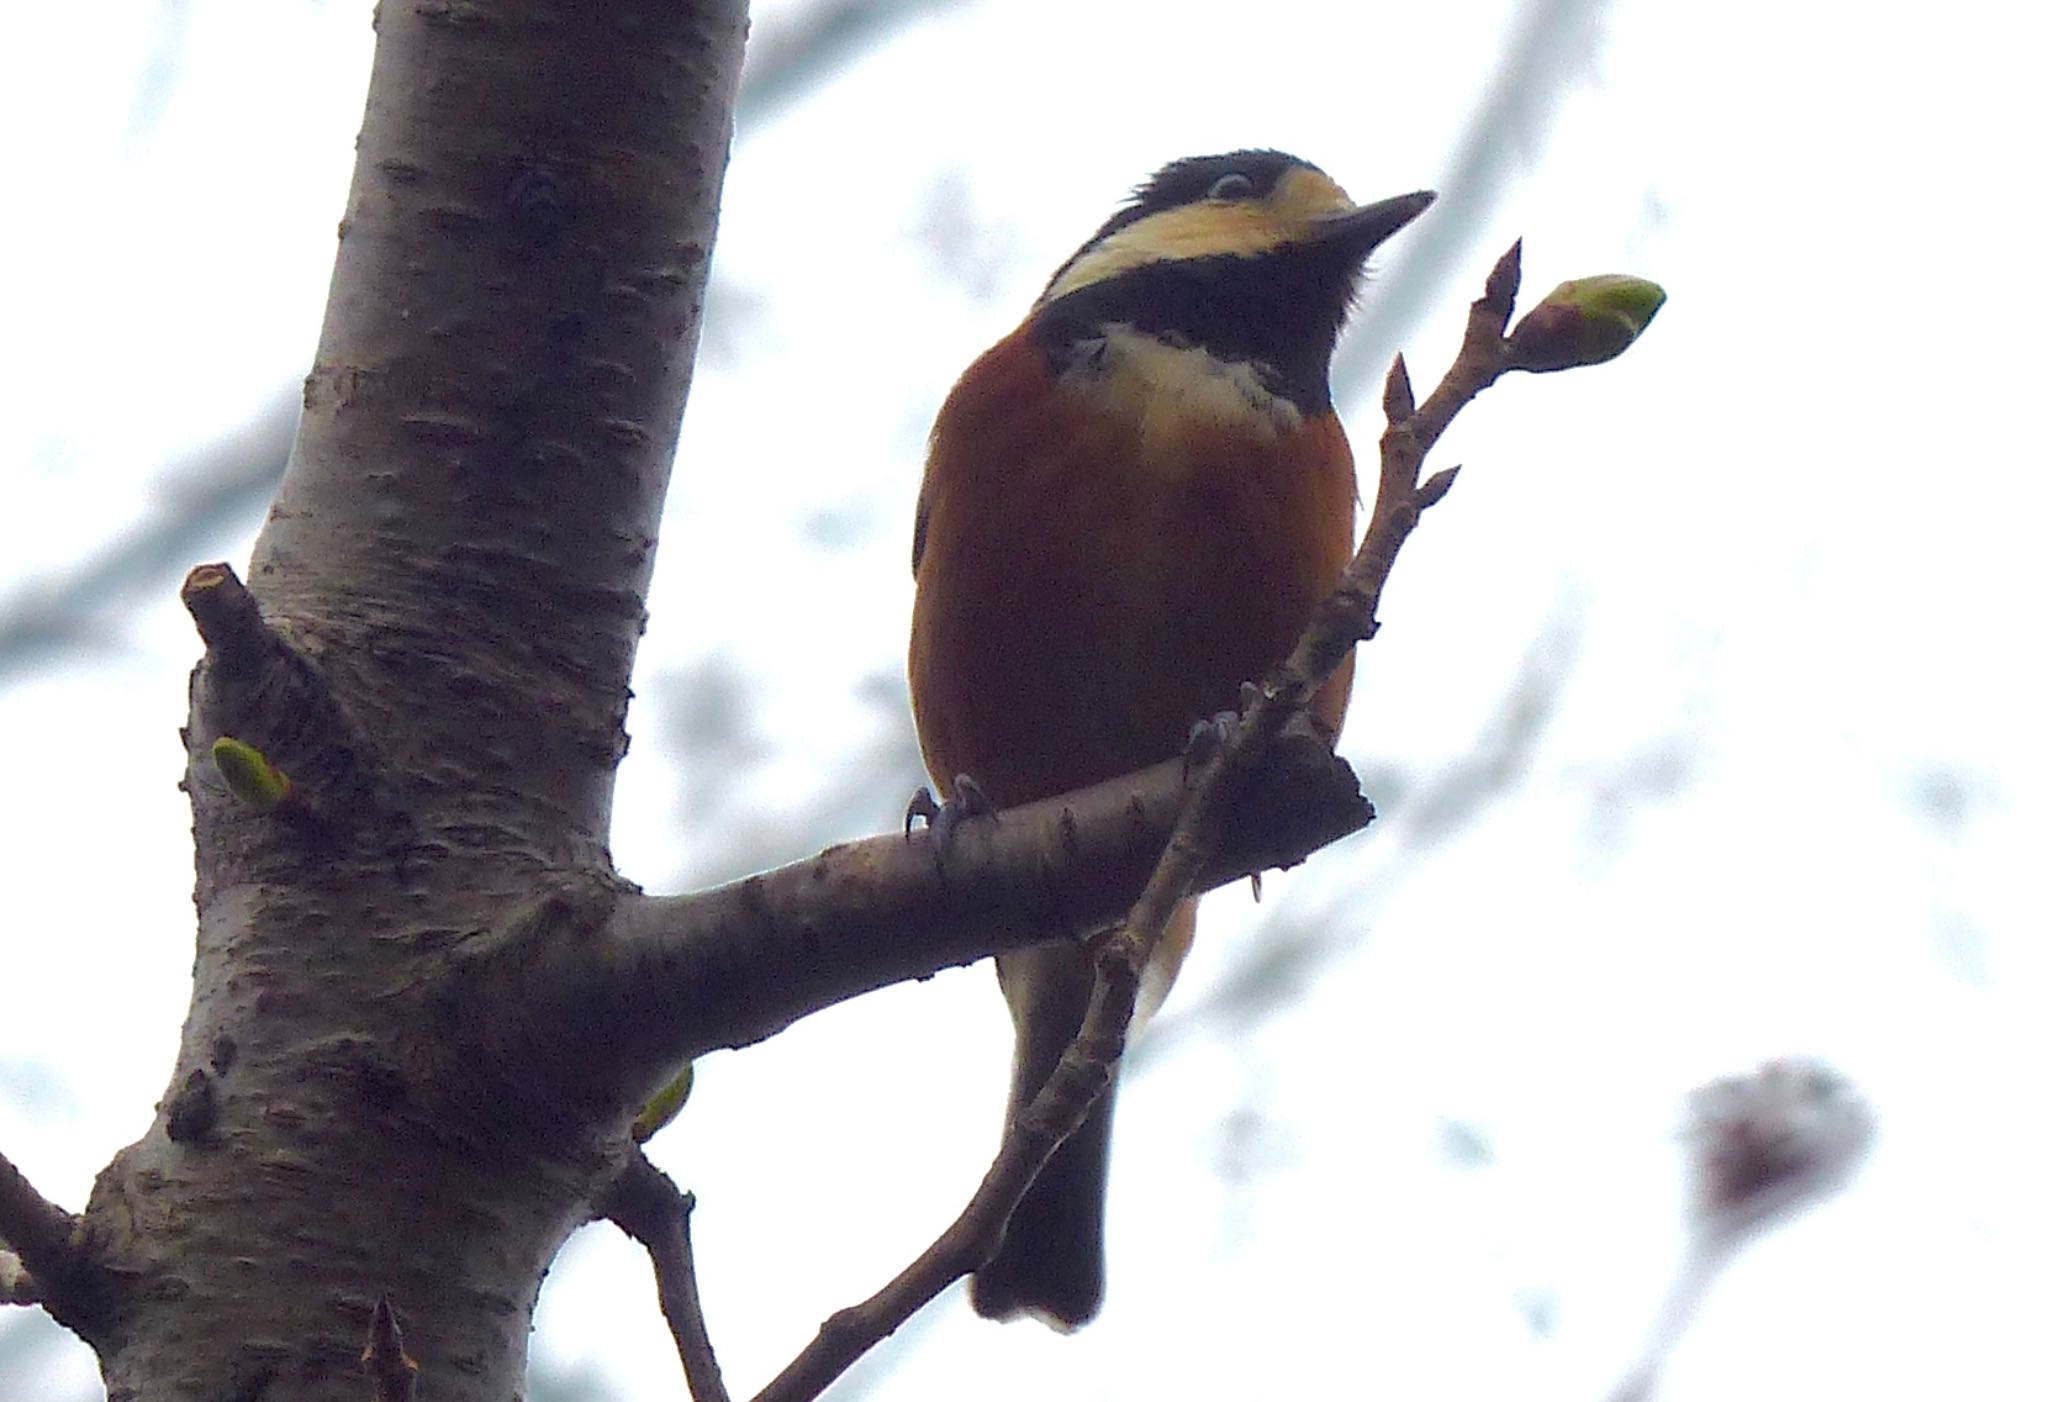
<box><xmin>907</xmin><ymin>150</ymin><xmax>1432</xmax><ymax>1329</ymax></box>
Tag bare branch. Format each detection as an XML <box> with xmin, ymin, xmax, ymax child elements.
<box><xmin>1139</xmin><ymin>602</ymin><xmax>1581</xmax><ymax>1057</ymax></box>
<box><xmin>750</xmin><ymin>892</ymin><xmax>1145</xmax><ymax>1402</ymax></box>
<box><xmin>600</xmin><ymin>1153</ymin><xmax>730</xmax><ymax>1402</ymax></box>
<box><xmin>0</xmin><ymin>1146</ymin><xmax>105</xmax><ymax>1331</ymax></box>
<box><xmin>0</xmin><ymin>1152</ymin><xmax>74</xmax><ymax>1276</ymax></box>
<box><xmin>477</xmin><ymin>716</ymin><xmax>1369</xmax><ymax>1113</ymax></box>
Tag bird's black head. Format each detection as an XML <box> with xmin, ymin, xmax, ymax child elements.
<box><xmin>1032</xmin><ymin>150</ymin><xmax>1433</xmax><ymax>411</ymax></box>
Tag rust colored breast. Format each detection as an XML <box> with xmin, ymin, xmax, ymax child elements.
<box><xmin>909</xmin><ymin>324</ymin><xmax>1356</xmax><ymax>807</ymax></box>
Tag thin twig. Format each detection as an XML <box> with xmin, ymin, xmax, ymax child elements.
<box><xmin>601</xmin><ymin>1151</ymin><xmax>731</xmax><ymax>1402</ymax></box>
<box><xmin>1136</xmin><ymin>601</ymin><xmax>1580</xmax><ymax>1059</ymax></box>
<box><xmin>753</xmin><ymin>243</ymin><xmax>1528</xmax><ymax>1402</ymax></box>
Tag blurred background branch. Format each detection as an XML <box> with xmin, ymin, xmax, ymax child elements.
<box><xmin>1336</xmin><ymin>0</ymin><xmax>1613</xmax><ymax>399</ymax></box>
<box><xmin>0</xmin><ymin>0</ymin><xmax>976</xmax><ymax>689</ymax></box>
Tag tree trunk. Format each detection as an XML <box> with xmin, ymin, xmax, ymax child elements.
<box><xmin>69</xmin><ymin>4</ymin><xmax>748</xmax><ymax>1398</ymax></box>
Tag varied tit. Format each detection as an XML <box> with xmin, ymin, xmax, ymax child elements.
<box><xmin>908</xmin><ymin>149</ymin><xmax>1432</xmax><ymax>1328</ymax></box>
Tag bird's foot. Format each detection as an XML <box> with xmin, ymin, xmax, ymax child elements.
<box><xmin>905</xmin><ymin>773</ymin><xmax>997</xmax><ymax>868</ymax></box>
<box><xmin>1183</xmin><ymin>683</ymin><xmax>1267</xmax><ymax>780</ymax></box>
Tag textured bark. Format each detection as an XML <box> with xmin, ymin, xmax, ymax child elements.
<box><xmin>73</xmin><ymin>4</ymin><xmax>749</xmax><ymax>1400</ymax></box>
<box><xmin>505</xmin><ymin>719</ymin><xmax>1371</xmax><ymax>1099</ymax></box>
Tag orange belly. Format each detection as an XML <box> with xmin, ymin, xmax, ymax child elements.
<box><xmin>910</xmin><ymin>325</ymin><xmax>1357</xmax><ymax>805</ymax></box>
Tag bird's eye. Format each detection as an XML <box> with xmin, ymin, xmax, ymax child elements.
<box><xmin>1206</xmin><ymin>173</ymin><xmax>1255</xmax><ymax>201</ymax></box>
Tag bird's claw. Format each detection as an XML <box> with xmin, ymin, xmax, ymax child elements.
<box><xmin>1183</xmin><ymin>682</ymin><xmax>1272</xmax><ymax>780</ymax></box>
<box><xmin>904</xmin><ymin>785</ymin><xmax>943</xmax><ymax>838</ymax></box>
<box><xmin>905</xmin><ymin>773</ymin><xmax>996</xmax><ymax>869</ymax></box>
<box><xmin>1183</xmin><ymin>683</ymin><xmax>1273</xmax><ymax>781</ymax></box>
<box><xmin>1183</xmin><ymin>712</ymin><xmax>1233</xmax><ymax>775</ymax></box>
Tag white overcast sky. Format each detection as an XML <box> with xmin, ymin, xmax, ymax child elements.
<box><xmin>2</xmin><ymin>1</ymin><xmax>2044</xmax><ymax>1399</ymax></box>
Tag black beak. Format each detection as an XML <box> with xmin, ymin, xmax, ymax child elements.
<box><xmin>1310</xmin><ymin>189</ymin><xmax>1437</xmax><ymax>253</ymax></box>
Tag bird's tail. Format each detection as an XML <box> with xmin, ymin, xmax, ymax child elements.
<box><xmin>969</xmin><ymin>901</ymin><xmax>1197</xmax><ymax>1328</ymax></box>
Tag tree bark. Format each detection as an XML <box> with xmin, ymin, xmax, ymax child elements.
<box><xmin>75</xmin><ymin>5</ymin><xmax>748</xmax><ymax>1399</ymax></box>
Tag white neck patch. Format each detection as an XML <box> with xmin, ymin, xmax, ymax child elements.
<box><xmin>1057</xmin><ymin>323</ymin><xmax>1303</xmax><ymax>456</ymax></box>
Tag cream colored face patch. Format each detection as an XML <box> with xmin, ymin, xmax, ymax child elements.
<box><xmin>1039</xmin><ymin>166</ymin><xmax>1359</xmax><ymax>307</ymax></box>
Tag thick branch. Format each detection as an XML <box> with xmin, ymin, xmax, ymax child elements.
<box><xmin>477</xmin><ymin>717</ymin><xmax>1369</xmax><ymax>1111</ymax></box>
